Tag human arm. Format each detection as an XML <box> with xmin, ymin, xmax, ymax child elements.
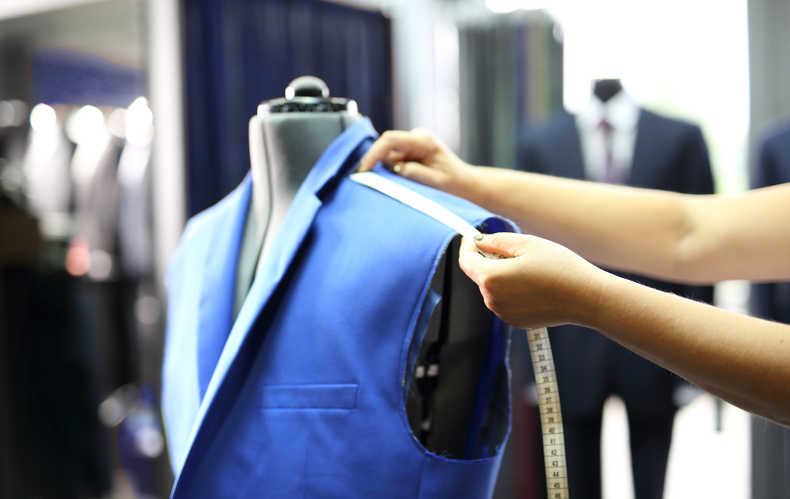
<box><xmin>460</xmin><ymin>233</ymin><xmax>790</xmax><ymax>427</ymax></box>
<box><xmin>359</xmin><ymin>129</ymin><xmax>790</xmax><ymax>284</ymax></box>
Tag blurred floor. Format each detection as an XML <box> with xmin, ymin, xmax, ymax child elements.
<box><xmin>601</xmin><ymin>394</ymin><xmax>750</xmax><ymax>499</ymax></box>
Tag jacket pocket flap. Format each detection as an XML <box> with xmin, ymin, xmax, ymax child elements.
<box><xmin>259</xmin><ymin>384</ymin><xmax>359</xmax><ymax>410</ymax></box>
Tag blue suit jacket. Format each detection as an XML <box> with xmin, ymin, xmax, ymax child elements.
<box><xmin>518</xmin><ymin>109</ymin><xmax>715</xmax><ymax>418</ymax></box>
<box><xmin>162</xmin><ymin>119</ymin><xmax>516</xmax><ymax>498</ymax></box>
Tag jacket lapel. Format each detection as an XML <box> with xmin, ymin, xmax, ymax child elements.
<box><xmin>173</xmin><ymin>118</ymin><xmax>378</xmax><ymax>488</ymax></box>
<box><xmin>559</xmin><ymin>113</ymin><xmax>586</xmax><ymax>181</ymax></box>
<box><xmin>627</xmin><ymin>108</ymin><xmax>650</xmax><ymax>187</ymax></box>
<box><xmin>196</xmin><ymin>176</ymin><xmax>251</xmax><ymax>401</ymax></box>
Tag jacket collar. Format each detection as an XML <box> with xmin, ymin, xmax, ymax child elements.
<box><xmin>576</xmin><ymin>91</ymin><xmax>640</xmax><ymax>132</ymax></box>
<box><xmin>175</xmin><ymin>117</ymin><xmax>378</xmax><ymax>487</ymax></box>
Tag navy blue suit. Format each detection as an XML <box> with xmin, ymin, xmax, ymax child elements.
<box><xmin>518</xmin><ymin>109</ymin><xmax>715</xmax><ymax>499</ymax></box>
<box><xmin>162</xmin><ymin>119</ymin><xmax>516</xmax><ymax>498</ymax></box>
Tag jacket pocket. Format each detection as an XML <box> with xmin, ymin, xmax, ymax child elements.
<box><xmin>259</xmin><ymin>384</ymin><xmax>359</xmax><ymax>410</ymax></box>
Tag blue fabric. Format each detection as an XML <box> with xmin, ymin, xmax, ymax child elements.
<box><xmin>163</xmin><ymin>118</ymin><xmax>516</xmax><ymax>498</ymax></box>
<box><xmin>195</xmin><ymin>177</ymin><xmax>251</xmax><ymax>400</ymax></box>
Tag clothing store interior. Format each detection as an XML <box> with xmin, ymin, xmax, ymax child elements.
<box><xmin>0</xmin><ymin>0</ymin><xmax>787</xmax><ymax>498</ymax></box>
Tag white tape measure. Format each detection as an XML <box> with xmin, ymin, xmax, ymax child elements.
<box><xmin>350</xmin><ymin>171</ymin><xmax>569</xmax><ymax>497</ymax></box>
<box><xmin>528</xmin><ymin>326</ymin><xmax>569</xmax><ymax>498</ymax></box>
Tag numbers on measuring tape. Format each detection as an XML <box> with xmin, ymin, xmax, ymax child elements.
<box><xmin>527</xmin><ymin>327</ymin><xmax>569</xmax><ymax>499</ymax></box>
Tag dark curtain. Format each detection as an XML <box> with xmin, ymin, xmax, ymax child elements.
<box><xmin>458</xmin><ymin>12</ymin><xmax>562</xmax><ymax>169</ymax></box>
<box><xmin>182</xmin><ymin>0</ymin><xmax>393</xmax><ymax>216</ymax></box>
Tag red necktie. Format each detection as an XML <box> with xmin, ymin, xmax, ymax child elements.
<box><xmin>599</xmin><ymin>119</ymin><xmax>619</xmax><ymax>184</ymax></box>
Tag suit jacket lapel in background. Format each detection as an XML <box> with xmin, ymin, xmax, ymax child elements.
<box><xmin>541</xmin><ymin>111</ymin><xmax>586</xmax><ymax>181</ymax></box>
<box><xmin>558</xmin><ymin>113</ymin><xmax>587</xmax><ymax>181</ymax></box>
<box><xmin>629</xmin><ymin>109</ymin><xmax>656</xmax><ymax>188</ymax></box>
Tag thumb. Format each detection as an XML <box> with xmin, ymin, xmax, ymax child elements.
<box><xmin>474</xmin><ymin>232</ymin><xmax>529</xmax><ymax>258</ymax></box>
<box><xmin>458</xmin><ymin>236</ymin><xmax>489</xmax><ymax>285</ymax></box>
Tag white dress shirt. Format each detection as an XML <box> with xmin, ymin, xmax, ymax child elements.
<box><xmin>575</xmin><ymin>91</ymin><xmax>640</xmax><ymax>184</ymax></box>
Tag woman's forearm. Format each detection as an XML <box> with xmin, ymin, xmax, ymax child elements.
<box><xmin>460</xmin><ymin>166</ymin><xmax>790</xmax><ymax>284</ymax></box>
<box><xmin>591</xmin><ymin>272</ymin><xmax>790</xmax><ymax>426</ymax></box>
<box><xmin>463</xmin><ymin>232</ymin><xmax>790</xmax><ymax>427</ymax></box>
<box><xmin>359</xmin><ymin>129</ymin><xmax>790</xmax><ymax>284</ymax></box>
<box><xmin>459</xmin><ymin>166</ymin><xmax>695</xmax><ymax>280</ymax></box>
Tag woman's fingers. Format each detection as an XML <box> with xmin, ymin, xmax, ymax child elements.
<box><xmin>394</xmin><ymin>161</ymin><xmax>449</xmax><ymax>190</ymax></box>
<box><xmin>473</xmin><ymin>232</ymin><xmax>528</xmax><ymax>258</ymax></box>
<box><xmin>458</xmin><ymin>237</ymin><xmax>487</xmax><ymax>283</ymax></box>
<box><xmin>459</xmin><ymin>232</ymin><xmax>604</xmax><ymax>330</ymax></box>
<box><xmin>358</xmin><ymin>129</ymin><xmax>437</xmax><ymax>172</ymax></box>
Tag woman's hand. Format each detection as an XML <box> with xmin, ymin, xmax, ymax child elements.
<box><xmin>459</xmin><ymin>233</ymin><xmax>606</xmax><ymax>330</ymax></box>
<box><xmin>358</xmin><ymin>128</ymin><xmax>475</xmax><ymax>198</ymax></box>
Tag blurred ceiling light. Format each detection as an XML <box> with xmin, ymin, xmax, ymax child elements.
<box><xmin>0</xmin><ymin>101</ymin><xmax>15</xmax><ymax>127</ymax></box>
<box><xmin>0</xmin><ymin>162</ymin><xmax>23</xmax><ymax>193</ymax></box>
<box><xmin>65</xmin><ymin>239</ymin><xmax>90</xmax><ymax>277</ymax></box>
<box><xmin>66</xmin><ymin>105</ymin><xmax>106</xmax><ymax>146</ymax></box>
<box><xmin>10</xmin><ymin>100</ymin><xmax>28</xmax><ymax>126</ymax></box>
<box><xmin>485</xmin><ymin>0</ymin><xmax>553</xmax><ymax>13</ymax></box>
<box><xmin>1</xmin><ymin>100</ymin><xmax>29</xmax><ymax>127</ymax></box>
<box><xmin>30</xmin><ymin>103</ymin><xmax>56</xmax><ymax>132</ymax></box>
<box><xmin>87</xmin><ymin>249</ymin><xmax>113</xmax><ymax>281</ymax></box>
<box><xmin>135</xmin><ymin>424</ymin><xmax>165</xmax><ymax>458</ymax></box>
<box><xmin>125</xmin><ymin>96</ymin><xmax>154</xmax><ymax>147</ymax></box>
<box><xmin>98</xmin><ymin>384</ymin><xmax>142</xmax><ymax>427</ymax></box>
<box><xmin>109</xmin><ymin>108</ymin><xmax>126</xmax><ymax>138</ymax></box>
<box><xmin>98</xmin><ymin>396</ymin><xmax>124</xmax><ymax>428</ymax></box>
<box><xmin>135</xmin><ymin>295</ymin><xmax>162</xmax><ymax>325</ymax></box>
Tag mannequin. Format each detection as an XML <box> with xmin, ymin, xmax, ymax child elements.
<box><xmin>519</xmin><ymin>81</ymin><xmax>715</xmax><ymax>499</ymax></box>
<box><xmin>234</xmin><ymin>76</ymin><xmax>362</xmax><ymax>318</ymax></box>
<box><xmin>235</xmin><ymin>77</ymin><xmax>505</xmax><ymax>459</ymax></box>
<box><xmin>592</xmin><ymin>78</ymin><xmax>623</xmax><ymax>103</ymax></box>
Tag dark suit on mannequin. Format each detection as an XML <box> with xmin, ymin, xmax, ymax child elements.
<box><xmin>518</xmin><ymin>83</ymin><xmax>715</xmax><ymax>499</ymax></box>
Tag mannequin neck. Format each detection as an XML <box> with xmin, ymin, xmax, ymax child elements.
<box><xmin>593</xmin><ymin>79</ymin><xmax>623</xmax><ymax>103</ymax></box>
<box><xmin>250</xmin><ymin>113</ymin><xmax>361</xmax><ymax>232</ymax></box>
<box><xmin>233</xmin><ymin>111</ymin><xmax>362</xmax><ymax>319</ymax></box>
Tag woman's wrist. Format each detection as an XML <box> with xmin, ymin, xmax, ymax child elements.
<box><xmin>571</xmin><ymin>264</ymin><xmax>610</xmax><ymax>331</ymax></box>
<box><xmin>451</xmin><ymin>163</ymin><xmax>487</xmax><ymax>206</ymax></box>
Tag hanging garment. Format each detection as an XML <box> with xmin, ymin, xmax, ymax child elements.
<box><xmin>162</xmin><ymin>118</ymin><xmax>515</xmax><ymax>498</ymax></box>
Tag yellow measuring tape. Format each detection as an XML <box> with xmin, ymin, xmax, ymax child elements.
<box><xmin>528</xmin><ymin>326</ymin><xmax>569</xmax><ymax>498</ymax></box>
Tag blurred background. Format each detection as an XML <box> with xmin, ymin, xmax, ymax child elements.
<box><xmin>0</xmin><ymin>0</ymin><xmax>787</xmax><ymax>497</ymax></box>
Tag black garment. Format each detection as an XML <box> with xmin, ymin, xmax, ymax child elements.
<box><xmin>4</xmin><ymin>267</ymin><xmax>110</xmax><ymax>499</ymax></box>
<box><xmin>518</xmin><ymin>109</ymin><xmax>715</xmax><ymax>499</ymax></box>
